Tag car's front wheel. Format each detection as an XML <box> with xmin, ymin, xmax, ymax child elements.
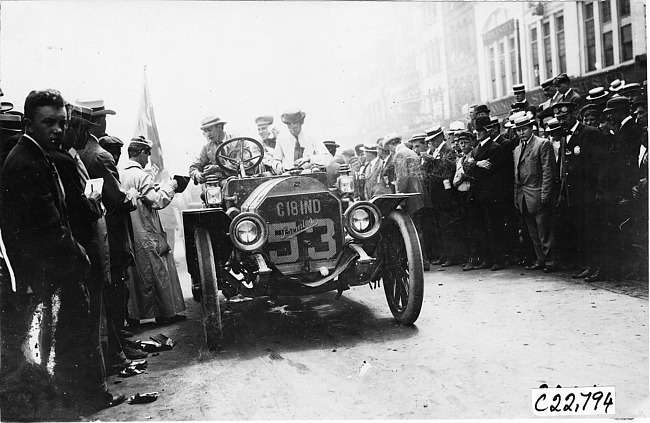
<box><xmin>380</xmin><ymin>209</ymin><xmax>424</xmax><ymax>325</ymax></box>
<box><xmin>195</xmin><ymin>227</ymin><xmax>223</xmax><ymax>349</ymax></box>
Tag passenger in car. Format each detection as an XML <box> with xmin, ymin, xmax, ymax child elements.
<box><xmin>272</xmin><ymin>109</ymin><xmax>332</xmax><ymax>173</ymax></box>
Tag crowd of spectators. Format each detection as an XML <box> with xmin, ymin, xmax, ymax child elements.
<box><xmin>345</xmin><ymin>74</ymin><xmax>647</xmax><ymax>280</ymax></box>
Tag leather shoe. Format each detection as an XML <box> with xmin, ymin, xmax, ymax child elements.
<box><xmin>526</xmin><ymin>263</ymin><xmax>544</xmax><ymax>271</ymax></box>
<box><xmin>156</xmin><ymin>314</ymin><xmax>187</xmax><ymax>324</ymax></box>
<box><xmin>572</xmin><ymin>267</ymin><xmax>594</xmax><ymax>279</ymax></box>
<box><xmin>585</xmin><ymin>269</ymin><xmax>607</xmax><ymax>282</ymax></box>
<box><xmin>543</xmin><ymin>265</ymin><xmax>557</xmax><ymax>273</ymax></box>
<box><xmin>441</xmin><ymin>259</ymin><xmax>456</xmax><ymax>267</ymax></box>
<box><xmin>124</xmin><ymin>345</ymin><xmax>149</xmax><ymax>360</ymax></box>
<box><xmin>462</xmin><ymin>260</ymin><xmax>476</xmax><ymax>271</ymax></box>
<box><xmin>430</xmin><ymin>258</ymin><xmax>444</xmax><ymax>265</ymax></box>
<box><xmin>107</xmin><ymin>393</ymin><xmax>126</xmax><ymax>407</ymax></box>
<box><xmin>491</xmin><ymin>263</ymin><xmax>505</xmax><ymax>271</ymax></box>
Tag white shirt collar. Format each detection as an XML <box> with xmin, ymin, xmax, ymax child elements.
<box><xmin>479</xmin><ymin>138</ymin><xmax>489</xmax><ymax>147</ymax></box>
<box><xmin>23</xmin><ymin>133</ymin><xmax>49</xmax><ymax>157</ymax></box>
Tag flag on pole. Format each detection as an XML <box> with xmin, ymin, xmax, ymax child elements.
<box><xmin>134</xmin><ymin>67</ymin><xmax>166</xmax><ymax>182</ymax></box>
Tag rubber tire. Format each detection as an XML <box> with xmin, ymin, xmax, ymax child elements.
<box><xmin>195</xmin><ymin>228</ymin><xmax>223</xmax><ymax>349</ymax></box>
<box><xmin>381</xmin><ymin>209</ymin><xmax>424</xmax><ymax>325</ymax></box>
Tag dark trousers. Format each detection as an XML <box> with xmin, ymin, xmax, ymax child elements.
<box><xmin>432</xmin><ymin>208</ymin><xmax>462</xmax><ymax>262</ymax></box>
<box><xmin>477</xmin><ymin>201</ymin><xmax>506</xmax><ymax>265</ymax></box>
<box><xmin>104</xmin><ymin>267</ymin><xmax>128</xmax><ymax>360</ymax></box>
<box><xmin>522</xmin><ymin>200</ymin><xmax>556</xmax><ymax>266</ymax></box>
<box><xmin>0</xmin><ymin>255</ymin><xmax>95</xmax><ymax>419</ymax></box>
<box><xmin>458</xmin><ymin>197</ymin><xmax>481</xmax><ymax>261</ymax></box>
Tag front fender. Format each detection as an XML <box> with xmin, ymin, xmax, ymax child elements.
<box><xmin>370</xmin><ymin>193</ymin><xmax>418</xmax><ymax>219</ymax></box>
<box><xmin>182</xmin><ymin>208</ymin><xmax>233</xmax><ymax>281</ymax></box>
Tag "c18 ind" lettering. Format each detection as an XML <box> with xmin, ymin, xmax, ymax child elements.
<box><xmin>276</xmin><ymin>199</ymin><xmax>322</xmax><ymax>217</ymax></box>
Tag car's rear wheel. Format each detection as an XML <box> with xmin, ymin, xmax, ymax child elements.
<box><xmin>381</xmin><ymin>209</ymin><xmax>424</xmax><ymax>324</ymax></box>
<box><xmin>195</xmin><ymin>227</ymin><xmax>222</xmax><ymax>349</ymax></box>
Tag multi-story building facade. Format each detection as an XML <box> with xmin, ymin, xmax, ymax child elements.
<box><xmin>478</xmin><ymin>0</ymin><xmax>647</xmax><ymax>118</ymax></box>
<box><xmin>358</xmin><ymin>1</ymin><xmax>646</xmax><ymax>136</ymax></box>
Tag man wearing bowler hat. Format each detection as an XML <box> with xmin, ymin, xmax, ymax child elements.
<box><xmin>272</xmin><ymin>109</ymin><xmax>332</xmax><ymax>173</ymax></box>
<box><xmin>465</xmin><ymin>115</ymin><xmax>508</xmax><ymax>271</ymax></box>
<box><xmin>190</xmin><ymin>116</ymin><xmax>231</xmax><ymax>184</ymax></box>
<box><xmin>513</xmin><ymin>114</ymin><xmax>557</xmax><ymax>273</ymax></box>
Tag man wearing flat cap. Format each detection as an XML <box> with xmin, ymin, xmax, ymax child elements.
<box><xmin>538</xmin><ymin>77</ymin><xmax>560</xmax><ymax>113</ymax></box>
<box><xmin>272</xmin><ymin>109</ymin><xmax>332</xmax><ymax>173</ymax></box>
<box><xmin>255</xmin><ymin>115</ymin><xmax>278</xmax><ymax>149</ymax></box>
<box><xmin>121</xmin><ymin>136</ymin><xmax>186</xmax><ymax>325</ymax></box>
<box><xmin>513</xmin><ymin>114</ymin><xmax>557</xmax><ymax>273</ymax></box>
<box><xmin>554</xmin><ymin>73</ymin><xmax>582</xmax><ymax>109</ymax></box>
<box><xmin>554</xmin><ymin>101</ymin><xmax>607</xmax><ymax>279</ymax></box>
<box><xmin>190</xmin><ymin>116</ymin><xmax>231</xmax><ymax>184</ymax></box>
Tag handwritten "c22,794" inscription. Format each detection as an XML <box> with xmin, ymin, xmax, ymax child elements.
<box><xmin>532</xmin><ymin>385</ymin><xmax>614</xmax><ymax>416</ymax></box>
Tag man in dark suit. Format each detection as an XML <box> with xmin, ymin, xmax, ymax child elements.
<box><xmin>554</xmin><ymin>73</ymin><xmax>583</xmax><ymax>114</ymax></box>
<box><xmin>537</xmin><ymin>77</ymin><xmax>560</xmax><ymax>113</ymax></box>
<box><xmin>513</xmin><ymin>114</ymin><xmax>558</xmax><ymax>273</ymax></box>
<box><xmin>0</xmin><ymin>90</ymin><xmax>124</xmax><ymax>416</ymax></box>
<box><xmin>554</xmin><ymin>102</ymin><xmax>607</xmax><ymax>278</ymax></box>
<box><xmin>466</xmin><ymin>116</ymin><xmax>508</xmax><ymax>270</ymax></box>
<box><xmin>588</xmin><ymin>96</ymin><xmax>646</xmax><ymax>282</ymax></box>
<box><xmin>76</xmin><ymin>99</ymin><xmax>139</xmax><ymax>373</ymax></box>
<box><xmin>421</xmin><ymin>125</ymin><xmax>460</xmax><ymax>267</ymax></box>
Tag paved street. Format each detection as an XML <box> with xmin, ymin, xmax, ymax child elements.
<box><xmin>89</xmin><ymin>255</ymin><xmax>648</xmax><ymax>421</ymax></box>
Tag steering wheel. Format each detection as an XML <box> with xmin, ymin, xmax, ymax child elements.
<box><xmin>214</xmin><ymin>137</ymin><xmax>265</xmax><ymax>176</ymax></box>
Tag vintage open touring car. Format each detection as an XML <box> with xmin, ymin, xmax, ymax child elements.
<box><xmin>182</xmin><ymin>137</ymin><xmax>424</xmax><ymax>349</ymax></box>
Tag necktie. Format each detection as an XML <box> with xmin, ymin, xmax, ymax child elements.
<box><xmin>70</xmin><ymin>149</ymin><xmax>90</xmax><ymax>186</ymax></box>
<box><xmin>293</xmin><ymin>136</ymin><xmax>302</xmax><ymax>162</ymax></box>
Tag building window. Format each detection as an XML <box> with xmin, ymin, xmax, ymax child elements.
<box><xmin>509</xmin><ymin>36</ymin><xmax>518</xmax><ymax>88</ymax></box>
<box><xmin>620</xmin><ymin>24</ymin><xmax>633</xmax><ymax>62</ymax></box>
<box><xmin>499</xmin><ymin>41</ymin><xmax>507</xmax><ymax>96</ymax></box>
<box><xmin>530</xmin><ymin>26</ymin><xmax>539</xmax><ymax>86</ymax></box>
<box><xmin>542</xmin><ymin>21</ymin><xmax>553</xmax><ymax>79</ymax></box>
<box><xmin>603</xmin><ymin>31</ymin><xmax>614</xmax><ymax>67</ymax></box>
<box><xmin>555</xmin><ymin>14</ymin><xmax>566</xmax><ymax>74</ymax></box>
<box><xmin>600</xmin><ymin>0</ymin><xmax>612</xmax><ymax>23</ymax></box>
<box><xmin>489</xmin><ymin>46</ymin><xmax>496</xmax><ymax>98</ymax></box>
<box><xmin>618</xmin><ymin>0</ymin><xmax>631</xmax><ymax>17</ymax></box>
<box><xmin>584</xmin><ymin>2</ymin><xmax>597</xmax><ymax>71</ymax></box>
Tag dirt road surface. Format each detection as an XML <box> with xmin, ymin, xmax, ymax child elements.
<box><xmin>87</xmin><ymin>254</ymin><xmax>648</xmax><ymax>421</ymax></box>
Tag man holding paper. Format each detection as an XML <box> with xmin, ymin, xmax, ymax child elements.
<box><xmin>120</xmin><ymin>136</ymin><xmax>186</xmax><ymax>324</ymax></box>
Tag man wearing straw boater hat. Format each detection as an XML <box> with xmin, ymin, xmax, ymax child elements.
<box><xmin>512</xmin><ymin>113</ymin><xmax>557</xmax><ymax>274</ymax></box>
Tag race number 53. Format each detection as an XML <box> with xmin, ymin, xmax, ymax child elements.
<box><xmin>267</xmin><ymin>218</ymin><xmax>336</xmax><ymax>263</ymax></box>
<box><xmin>532</xmin><ymin>386</ymin><xmax>615</xmax><ymax>416</ymax></box>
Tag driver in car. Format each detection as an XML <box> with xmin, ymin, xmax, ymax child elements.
<box><xmin>271</xmin><ymin>109</ymin><xmax>332</xmax><ymax>173</ymax></box>
<box><xmin>189</xmin><ymin>115</ymin><xmax>232</xmax><ymax>184</ymax></box>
